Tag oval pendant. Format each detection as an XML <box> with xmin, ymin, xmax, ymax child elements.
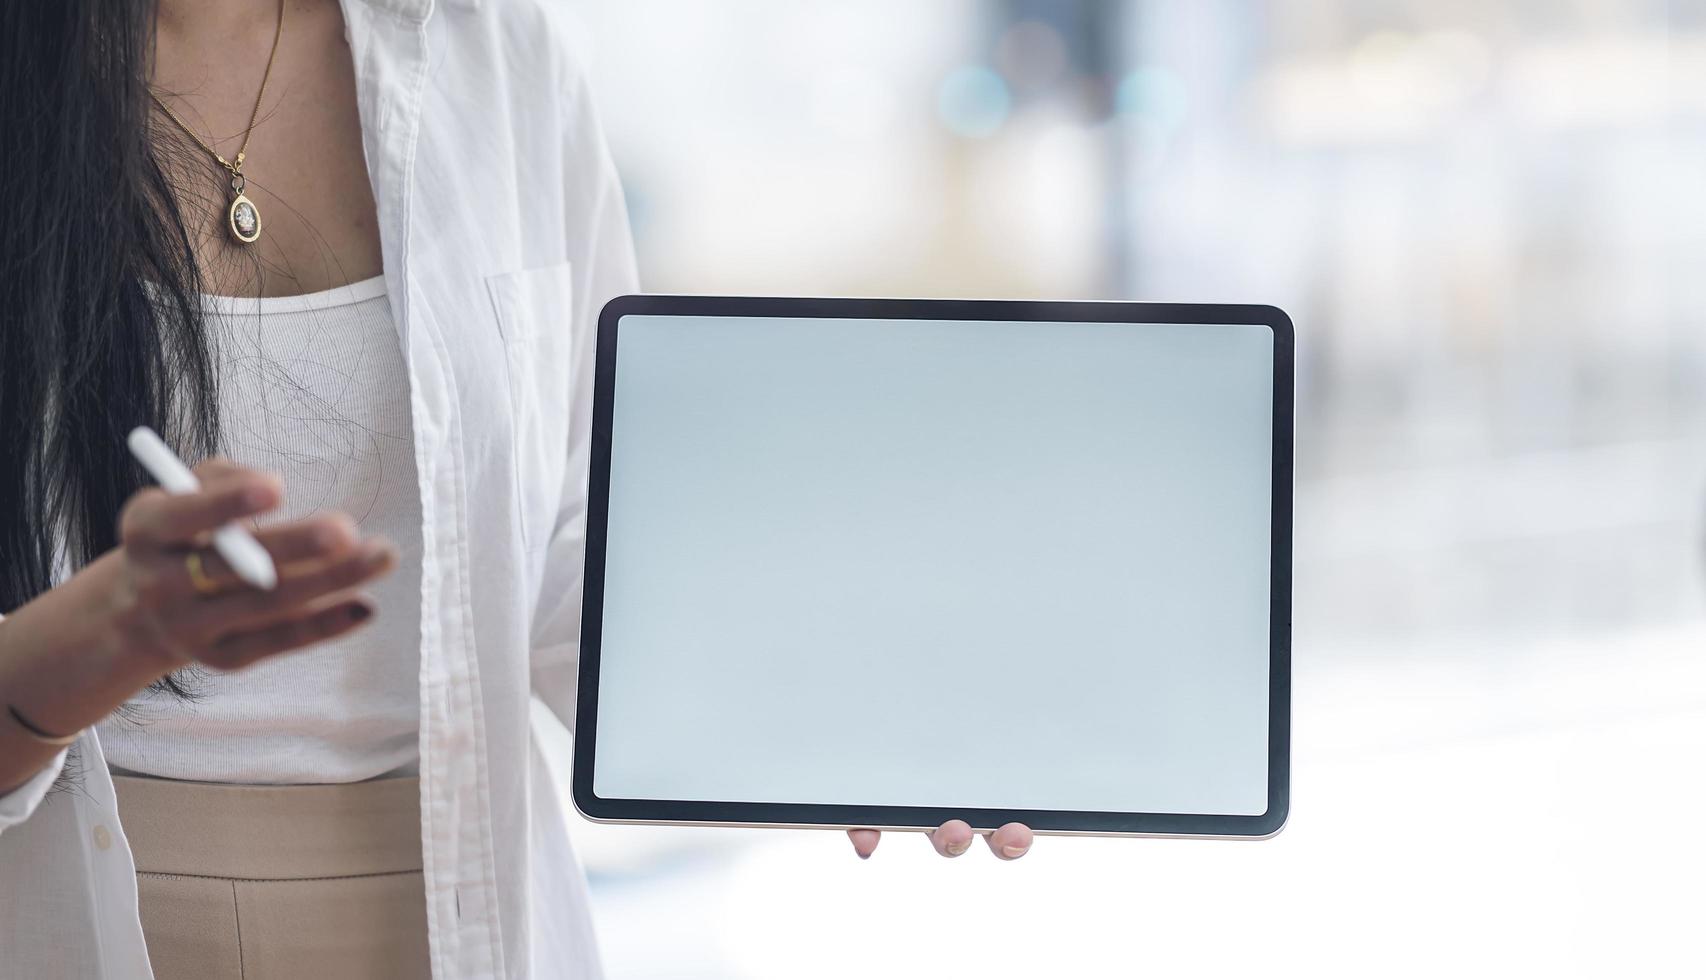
<box><xmin>228</xmin><ymin>193</ymin><xmax>261</xmax><ymax>244</ymax></box>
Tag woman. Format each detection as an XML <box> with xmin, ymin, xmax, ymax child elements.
<box><xmin>0</xmin><ymin>0</ymin><xmax>1034</xmax><ymax>977</ymax></box>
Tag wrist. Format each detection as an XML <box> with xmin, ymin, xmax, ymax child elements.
<box><xmin>0</xmin><ymin>551</ymin><xmax>178</xmax><ymax>740</ymax></box>
<box><xmin>6</xmin><ymin>702</ymin><xmax>82</xmax><ymax>746</ymax></box>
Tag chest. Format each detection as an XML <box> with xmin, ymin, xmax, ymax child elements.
<box><xmin>151</xmin><ymin>0</ymin><xmax>382</xmax><ymax>297</ymax></box>
<box><xmin>211</xmin><ymin>287</ymin><xmax>415</xmax><ymax>522</ymax></box>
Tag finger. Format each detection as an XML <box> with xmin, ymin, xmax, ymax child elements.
<box><xmin>138</xmin><ymin>514</ymin><xmax>363</xmax><ymax>602</ymax></box>
<box><xmin>257</xmin><ymin>513</ymin><xmax>361</xmax><ymax>565</ymax></box>
<box><xmin>191</xmin><ymin>457</ymin><xmax>248</xmax><ymax>481</ymax></box>
<box><xmin>200</xmin><ymin>598</ymin><xmax>376</xmax><ymax>672</ymax></box>
<box><xmin>174</xmin><ymin>537</ymin><xmax>397</xmax><ymax>638</ymax></box>
<box><xmin>120</xmin><ymin>474</ymin><xmax>282</xmax><ymax>549</ymax></box>
<box><xmin>847</xmin><ymin>829</ymin><xmax>880</xmax><ymax>860</ymax></box>
<box><xmin>929</xmin><ymin>819</ymin><xmax>975</xmax><ymax>858</ymax></box>
<box><xmin>981</xmin><ymin>822</ymin><xmax>1033</xmax><ymax>860</ymax></box>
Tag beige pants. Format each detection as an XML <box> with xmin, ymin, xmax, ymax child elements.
<box><xmin>113</xmin><ymin>774</ymin><xmax>432</xmax><ymax>980</ymax></box>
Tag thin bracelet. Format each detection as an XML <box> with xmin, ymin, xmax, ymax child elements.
<box><xmin>6</xmin><ymin>704</ymin><xmax>81</xmax><ymax>747</ymax></box>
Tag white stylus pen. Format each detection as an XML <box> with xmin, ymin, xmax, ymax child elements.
<box><xmin>126</xmin><ymin>426</ymin><xmax>278</xmax><ymax>591</ymax></box>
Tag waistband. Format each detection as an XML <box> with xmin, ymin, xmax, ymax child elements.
<box><xmin>113</xmin><ymin>775</ymin><xmax>423</xmax><ymax>880</ymax></box>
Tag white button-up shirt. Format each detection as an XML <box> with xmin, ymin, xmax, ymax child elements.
<box><xmin>0</xmin><ymin>0</ymin><xmax>637</xmax><ymax>975</ymax></box>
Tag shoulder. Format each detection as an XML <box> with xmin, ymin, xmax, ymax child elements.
<box><xmin>407</xmin><ymin>0</ymin><xmax>633</xmax><ymax>266</ymax></box>
<box><xmin>419</xmin><ymin>0</ymin><xmax>610</xmax><ymax>157</ymax></box>
<box><xmin>435</xmin><ymin>0</ymin><xmax>598</xmax><ymax>96</ymax></box>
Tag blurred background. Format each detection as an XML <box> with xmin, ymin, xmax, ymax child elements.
<box><xmin>535</xmin><ymin>1</ymin><xmax>1706</xmax><ymax>976</ymax></box>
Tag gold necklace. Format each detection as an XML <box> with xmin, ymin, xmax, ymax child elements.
<box><xmin>148</xmin><ymin>0</ymin><xmax>285</xmax><ymax>245</ymax></box>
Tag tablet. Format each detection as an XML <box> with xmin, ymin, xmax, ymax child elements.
<box><xmin>574</xmin><ymin>296</ymin><xmax>1292</xmax><ymax>839</ymax></box>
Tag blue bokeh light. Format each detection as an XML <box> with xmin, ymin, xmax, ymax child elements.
<box><xmin>936</xmin><ymin>65</ymin><xmax>1012</xmax><ymax>138</ymax></box>
<box><xmin>1116</xmin><ymin>66</ymin><xmax>1189</xmax><ymax>132</ymax></box>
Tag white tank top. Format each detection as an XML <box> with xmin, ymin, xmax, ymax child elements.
<box><xmin>101</xmin><ymin>275</ymin><xmax>423</xmax><ymax>783</ymax></box>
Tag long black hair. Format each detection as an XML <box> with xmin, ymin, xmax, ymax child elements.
<box><xmin>0</xmin><ymin>0</ymin><xmax>219</xmax><ymax>616</ymax></box>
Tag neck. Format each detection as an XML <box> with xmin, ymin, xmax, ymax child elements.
<box><xmin>154</xmin><ymin>0</ymin><xmax>282</xmax><ymax>42</ymax></box>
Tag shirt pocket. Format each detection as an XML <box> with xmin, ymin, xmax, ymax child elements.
<box><xmin>484</xmin><ymin>261</ymin><xmax>575</xmax><ymax>553</ymax></box>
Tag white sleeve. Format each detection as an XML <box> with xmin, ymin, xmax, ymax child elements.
<box><xmin>0</xmin><ymin>745</ymin><xmax>70</xmax><ymax>834</ymax></box>
<box><xmin>528</xmin><ymin>64</ymin><xmax>641</xmax><ymax>733</ymax></box>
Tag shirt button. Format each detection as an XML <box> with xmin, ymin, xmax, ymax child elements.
<box><xmin>92</xmin><ymin>825</ymin><xmax>112</xmax><ymax>851</ymax></box>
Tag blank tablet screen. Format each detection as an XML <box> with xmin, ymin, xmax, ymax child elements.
<box><xmin>583</xmin><ymin>303</ymin><xmax>1283</xmax><ymax>828</ymax></box>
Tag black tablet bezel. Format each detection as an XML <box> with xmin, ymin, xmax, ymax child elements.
<box><xmin>574</xmin><ymin>295</ymin><xmax>1293</xmax><ymax>838</ymax></box>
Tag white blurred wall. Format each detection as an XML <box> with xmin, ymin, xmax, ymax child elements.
<box><xmin>541</xmin><ymin>2</ymin><xmax>1706</xmax><ymax>976</ymax></box>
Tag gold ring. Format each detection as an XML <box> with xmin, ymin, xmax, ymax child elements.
<box><xmin>185</xmin><ymin>551</ymin><xmax>222</xmax><ymax>597</ymax></box>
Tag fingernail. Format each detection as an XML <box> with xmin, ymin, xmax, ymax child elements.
<box><xmin>243</xmin><ymin>487</ymin><xmax>272</xmax><ymax>509</ymax></box>
<box><xmin>348</xmin><ymin>604</ymin><xmax>372</xmax><ymax>622</ymax></box>
<box><xmin>857</xmin><ymin>851</ymin><xmax>871</xmax><ymax>861</ymax></box>
<box><xmin>946</xmin><ymin>839</ymin><xmax>971</xmax><ymax>856</ymax></box>
<box><xmin>1001</xmin><ymin>844</ymin><xmax>1028</xmax><ymax>858</ymax></box>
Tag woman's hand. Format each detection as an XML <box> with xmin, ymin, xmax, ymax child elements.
<box><xmin>846</xmin><ymin>821</ymin><xmax>1034</xmax><ymax>861</ymax></box>
<box><xmin>0</xmin><ymin>457</ymin><xmax>395</xmax><ymax>795</ymax></box>
<box><xmin>102</xmin><ymin>457</ymin><xmax>397</xmax><ymax>673</ymax></box>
